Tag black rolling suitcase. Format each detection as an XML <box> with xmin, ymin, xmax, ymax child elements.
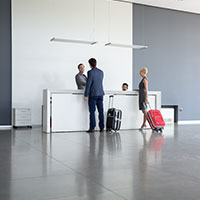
<box><xmin>106</xmin><ymin>95</ymin><xmax>122</xmax><ymax>132</ymax></box>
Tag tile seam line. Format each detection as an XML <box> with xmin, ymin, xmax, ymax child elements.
<box><xmin>14</xmin><ymin>137</ymin><xmax>128</xmax><ymax>200</ymax></box>
<box><xmin>16</xmin><ymin>136</ymin><xmax>137</xmax><ymax>164</ymax></box>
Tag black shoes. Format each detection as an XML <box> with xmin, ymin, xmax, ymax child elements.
<box><xmin>86</xmin><ymin>129</ymin><xmax>104</xmax><ymax>133</ymax></box>
<box><xmin>86</xmin><ymin>130</ymin><xmax>95</xmax><ymax>133</ymax></box>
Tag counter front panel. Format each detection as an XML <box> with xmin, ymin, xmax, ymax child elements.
<box><xmin>43</xmin><ymin>90</ymin><xmax>161</xmax><ymax>133</ymax></box>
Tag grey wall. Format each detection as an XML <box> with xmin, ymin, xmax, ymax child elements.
<box><xmin>133</xmin><ymin>4</ymin><xmax>200</xmax><ymax>120</ymax></box>
<box><xmin>0</xmin><ymin>0</ymin><xmax>11</xmax><ymax>125</ymax></box>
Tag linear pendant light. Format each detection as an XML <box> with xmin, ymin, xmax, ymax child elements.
<box><xmin>51</xmin><ymin>0</ymin><xmax>147</xmax><ymax>49</ymax></box>
<box><xmin>50</xmin><ymin>1</ymin><xmax>98</xmax><ymax>46</ymax></box>
<box><xmin>105</xmin><ymin>42</ymin><xmax>148</xmax><ymax>49</ymax></box>
<box><xmin>105</xmin><ymin>0</ymin><xmax>148</xmax><ymax>49</ymax></box>
<box><xmin>112</xmin><ymin>0</ymin><xmax>133</xmax><ymax>4</ymax></box>
<box><xmin>50</xmin><ymin>38</ymin><xmax>97</xmax><ymax>45</ymax></box>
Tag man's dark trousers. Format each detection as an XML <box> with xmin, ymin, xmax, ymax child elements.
<box><xmin>88</xmin><ymin>96</ymin><xmax>104</xmax><ymax>130</ymax></box>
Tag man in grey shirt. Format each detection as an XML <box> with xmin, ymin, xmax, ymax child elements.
<box><xmin>75</xmin><ymin>63</ymin><xmax>87</xmax><ymax>89</ymax></box>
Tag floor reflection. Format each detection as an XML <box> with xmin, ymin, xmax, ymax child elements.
<box><xmin>4</xmin><ymin>125</ymin><xmax>197</xmax><ymax>200</ymax></box>
<box><xmin>85</xmin><ymin>132</ymin><xmax>122</xmax><ymax>200</ymax></box>
<box><xmin>0</xmin><ymin>130</ymin><xmax>11</xmax><ymax>200</ymax></box>
<box><xmin>106</xmin><ymin>132</ymin><xmax>122</xmax><ymax>153</ymax></box>
<box><xmin>140</xmin><ymin>130</ymin><xmax>165</xmax><ymax>166</ymax></box>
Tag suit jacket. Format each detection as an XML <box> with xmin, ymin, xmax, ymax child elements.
<box><xmin>84</xmin><ymin>67</ymin><xmax>104</xmax><ymax>97</ymax></box>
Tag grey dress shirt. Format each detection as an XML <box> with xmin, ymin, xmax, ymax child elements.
<box><xmin>75</xmin><ymin>73</ymin><xmax>87</xmax><ymax>89</ymax></box>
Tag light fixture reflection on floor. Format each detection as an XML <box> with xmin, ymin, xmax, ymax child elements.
<box><xmin>105</xmin><ymin>42</ymin><xmax>148</xmax><ymax>49</ymax></box>
<box><xmin>50</xmin><ymin>38</ymin><xmax>98</xmax><ymax>45</ymax></box>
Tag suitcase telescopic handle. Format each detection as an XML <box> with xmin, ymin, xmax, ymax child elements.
<box><xmin>148</xmin><ymin>102</ymin><xmax>151</xmax><ymax>110</ymax></box>
<box><xmin>109</xmin><ymin>95</ymin><xmax>114</xmax><ymax>108</ymax></box>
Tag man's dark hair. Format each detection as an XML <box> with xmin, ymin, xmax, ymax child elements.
<box><xmin>88</xmin><ymin>58</ymin><xmax>97</xmax><ymax>68</ymax></box>
<box><xmin>122</xmin><ymin>83</ymin><xmax>128</xmax><ymax>87</ymax></box>
<box><xmin>78</xmin><ymin>63</ymin><xmax>83</xmax><ymax>69</ymax></box>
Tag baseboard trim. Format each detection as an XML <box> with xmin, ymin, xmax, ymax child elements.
<box><xmin>0</xmin><ymin>126</ymin><xmax>12</xmax><ymax>130</ymax></box>
<box><xmin>178</xmin><ymin>120</ymin><xmax>200</xmax><ymax>125</ymax></box>
<box><xmin>31</xmin><ymin>125</ymin><xmax>42</xmax><ymax>128</ymax></box>
<box><xmin>0</xmin><ymin>125</ymin><xmax>42</xmax><ymax>130</ymax></box>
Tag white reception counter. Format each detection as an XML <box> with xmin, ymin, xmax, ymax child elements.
<box><xmin>43</xmin><ymin>89</ymin><xmax>161</xmax><ymax>133</ymax></box>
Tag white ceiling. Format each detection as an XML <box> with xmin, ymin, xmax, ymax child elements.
<box><xmin>113</xmin><ymin>0</ymin><xmax>200</xmax><ymax>14</ymax></box>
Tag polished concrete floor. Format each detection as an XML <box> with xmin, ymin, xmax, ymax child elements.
<box><xmin>1</xmin><ymin>125</ymin><xmax>200</xmax><ymax>200</ymax></box>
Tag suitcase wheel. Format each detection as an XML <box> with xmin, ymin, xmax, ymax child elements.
<box><xmin>154</xmin><ymin>128</ymin><xmax>163</xmax><ymax>133</ymax></box>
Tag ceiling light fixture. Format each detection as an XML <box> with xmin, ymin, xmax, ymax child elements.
<box><xmin>105</xmin><ymin>42</ymin><xmax>148</xmax><ymax>49</ymax></box>
<box><xmin>105</xmin><ymin>0</ymin><xmax>148</xmax><ymax>49</ymax></box>
<box><xmin>50</xmin><ymin>0</ymin><xmax>98</xmax><ymax>46</ymax></box>
<box><xmin>112</xmin><ymin>0</ymin><xmax>133</xmax><ymax>4</ymax></box>
<box><xmin>50</xmin><ymin>38</ymin><xmax>97</xmax><ymax>45</ymax></box>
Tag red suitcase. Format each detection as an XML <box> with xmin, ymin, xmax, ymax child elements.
<box><xmin>146</xmin><ymin>104</ymin><xmax>165</xmax><ymax>132</ymax></box>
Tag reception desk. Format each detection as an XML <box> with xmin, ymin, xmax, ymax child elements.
<box><xmin>43</xmin><ymin>89</ymin><xmax>161</xmax><ymax>133</ymax></box>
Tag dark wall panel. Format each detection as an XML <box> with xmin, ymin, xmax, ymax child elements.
<box><xmin>0</xmin><ymin>0</ymin><xmax>11</xmax><ymax>125</ymax></box>
<box><xmin>133</xmin><ymin>4</ymin><xmax>200</xmax><ymax>120</ymax></box>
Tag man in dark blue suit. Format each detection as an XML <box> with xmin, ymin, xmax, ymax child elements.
<box><xmin>84</xmin><ymin>58</ymin><xmax>104</xmax><ymax>133</ymax></box>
